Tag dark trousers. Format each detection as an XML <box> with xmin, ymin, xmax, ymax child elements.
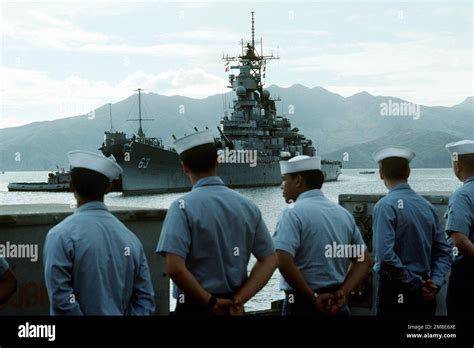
<box><xmin>447</xmin><ymin>258</ymin><xmax>474</xmax><ymax>315</ymax></box>
<box><xmin>282</xmin><ymin>286</ymin><xmax>349</xmax><ymax>316</ymax></box>
<box><xmin>174</xmin><ymin>293</ymin><xmax>235</xmax><ymax>316</ymax></box>
<box><xmin>376</xmin><ymin>276</ymin><xmax>436</xmax><ymax>316</ymax></box>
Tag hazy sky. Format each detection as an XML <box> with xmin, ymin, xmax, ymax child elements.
<box><xmin>1</xmin><ymin>0</ymin><xmax>472</xmax><ymax>128</ymax></box>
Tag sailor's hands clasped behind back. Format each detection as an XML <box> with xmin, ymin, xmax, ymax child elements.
<box><xmin>315</xmin><ymin>289</ymin><xmax>347</xmax><ymax>316</ymax></box>
<box><xmin>209</xmin><ymin>296</ymin><xmax>244</xmax><ymax>316</ymax></box>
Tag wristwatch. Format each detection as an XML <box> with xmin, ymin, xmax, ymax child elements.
<box><xmin>311</xmin><ymin>291</ymin><xmax>319</xmax><ymax>304</ymax></box>
<box><xmin>207</xmin><ymin>295</ymin><xmax>217</xmax><ymax>310</ymax></box>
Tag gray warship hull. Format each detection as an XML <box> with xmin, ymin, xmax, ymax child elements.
<box><xmin>109</xmin><ymin>142</ymin><xmax>341</xmax><ymax>195</ymax></box>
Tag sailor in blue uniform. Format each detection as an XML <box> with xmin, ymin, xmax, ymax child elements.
<box><xmin>372</xmin><ymin>146</ymin><xmax>452</xmax><ymax>316</ymax></box>
<box><xmin>0</xmin><ymin>257</ymin><xmax>17</xmax><ymax>304</ymax></box>
<box><xmin>445</xmin><ymin>140</ymin><xmax>474</xmax><ymax>315</ymax></box>
<box><xmin>273</xmin><ymin>155</ymin><xmax>370</xmax><ymax>316</ymax></box>
<box><xmin>43</xmin><ymin>151</ymin><xmax>155</xmax><ymax>315</ymax></box>
<box><xmin>156</xmin><ymin>131</ymin><xmax>277</xmax><ymax>316</ymax></box>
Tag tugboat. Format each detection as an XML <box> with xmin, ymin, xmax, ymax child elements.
<box><xmin>7</xmin><ymin>167</ymin><xmax>123</xmax><ymax>192</ymax></box>
<box><xmin>100</xmin><ymin>12</ymin><xmax>342</xmax><ymax>195</ymax></box>
<box><xmin>8</xmin><ymin>168</ymin><xmax>71</xmax><ymax>192</ymax></box>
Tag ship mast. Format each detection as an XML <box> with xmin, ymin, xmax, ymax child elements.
<box><xmin>138</xmin><ymin>88</ymin><xmax>143</xmax><ymax>137</ymax></box>
<box><xmin>222</xmin><ymin>13</ymin><xmax>279</xmax><ymax>91</ymax></box>
<box><xmin>221</xmin><ymin>12</ymin><xmax>279</xmax><ymax>122</ymax></box>
<box><xmin>251</xmin><ymin>11</ymin><xmax>255</xmax><ymax>48</ymax></box>
<box><xmin>108</xmin><ymin>103</ymin><xmax>114</xmax><ymax>132</ymax></box>
<box><xmin>128</xmin><ymin>88</ymin><xmax>153</xmax><ymax>138</ymax></box>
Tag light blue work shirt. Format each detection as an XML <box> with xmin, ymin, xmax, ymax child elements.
<box><xmin>445</xmin><ymin>175</ymin><xmax>474</xmax><ymax>263</ymax></box>
<box><xmin>273</xmin><ymin>189</ymin><xmax>366</xmax><ymax>291</ymax></box>
<box><xmin>43</xmin><ymin>201</ymin><xmax>155</xmax><ymax>315</ymax></box>
<box><xmin>372</xmin><ymin>183</ymin><xmax>452</xmax><ymax>290</ymax></box>
<box><xmin>156</xmin><ymin>176</ymin><xmax>275</xmax><ymax>298</ymax></box>
<box><xmin>0</xmin><ymin>257</ymin><xmax>9</xmax><ymax>277</ymax></box>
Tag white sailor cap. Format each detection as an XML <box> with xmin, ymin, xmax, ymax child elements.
<box><xmin>173</xmin><ymin>130</ymin><xmax>215</xmax><ymax>155</ymax></box>
<box><xmin>372</xmin><ymin>146</ymin><xmax>415</xmax><ymax>163</ymax></box>
<box><xmin>279</xmin><ymin>155</ymin><xmax>322</xmax><ymax>175</ymax></box>
<box><xmin>67</xmin><ymin>150</ymin><xmax>123</xmax><ymax>180</ymax></box>
<box><xmin>445</xmin><ymin>140</ymin><xmax>474</xmax><ymax>157</ymax></box>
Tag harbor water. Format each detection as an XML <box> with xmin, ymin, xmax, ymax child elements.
<box><xmin>0</xmin><ymin>168</ymin><xmax>462</xmax><ymax>312</ymax></box>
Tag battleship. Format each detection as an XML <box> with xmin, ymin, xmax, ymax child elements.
<box><xmin>100</xmin><ymin>12</ymin><xmax>342</xmax><ymax>195</ymax></box>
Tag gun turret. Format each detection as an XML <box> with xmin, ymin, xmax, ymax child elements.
<box><xmin>217</xmin><ymin>126</ymin><xmax>234</xmax><ymax>149</ymax></box>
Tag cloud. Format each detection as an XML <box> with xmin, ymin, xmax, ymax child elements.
<box><xmin>2</xmin><ymin>9</ymin><xmax>208</xmax><ymax>57</ymax></box>
<box><xmin>325</xmin><ymin>79</ymin><xmax>470</xmax><ymax>107</ymax></box>
<box><xmin>3</xmin><ymin>10</ymin><xmax>111</xmax><ymax>50</ymax></box>
<box><xmin>273</xmin><ymin>29</ymin><xmax>330</xmax><ymax>38</ymax></box>
<box><xmin>158</xmin><ymin>29</ymin><xmax>242</xmax><ymax>43</ymax></box>
<box><xmin>346</xmin><ymin>12</ymin><xmax>378</xmax><ymax>23</ymax></box>
<box><xmin>1</xmin><ymin>67</ymin><xmax>228</xmax><ymax>127</ymax></box>
<box><xmin>77</xmin><ymin>43</ymin><xmax>209</xmax><ymax>56</ymax></box>
<box><xmin>285</xmin><ymin>40</ymin><xmax>471</xmax><ymax>75</ymax></box>
<box><xmin>1</xmin><ymin>68</ymin><xmax>129</xmax><ymax>124</ymax></box>
<box><xmin>1</xmin><ymin>1</ymin><xmax>472</xmax><ymax>127</ymax></box>
<box><xmin>392</xmin><ymin>31</ymin><xmax>455</xmax><ymax>43</ymax></box>
<box><xmin>280</xmin><ymin>36</ymin><xmax>472</xmax><ymax>106</ymax></box>
<box><xmin>118</xmin><ymin>69</ymin><xmax>228</xmax><ymax>97</ymax></box>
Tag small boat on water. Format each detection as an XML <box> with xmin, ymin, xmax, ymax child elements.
<box><xmin>359</xmin><ymin>170</ymin><xmax>376</xmax><ymax>174</ymax></box>
<box><xmin>7</xmin><ymin>168</ymin><xmax>123</xmax><ymax>193</ymax></box>
<box><xmin>8</xmin><ymin>169</ymin><xmax>71</xmax><ymax>192</ymax></box>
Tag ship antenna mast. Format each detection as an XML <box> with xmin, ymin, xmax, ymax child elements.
<box><xmin>138</xmin><ymin>88</ymin><xmax>143</xmax><ymax>137</ymax></box>
<box><xmin>251</xmin><ymin>11</ymin><xmax>255</xmax><ymax>48</ymax></box>
<box><xmin>128</xmin><ymin>88</ymin><xmax>154</xmax><ymax>138</ymax></box>
<box><xmin>108</xmin><ymin>103</ymin><xmax>114</xmax><ymax>132</ymax></box>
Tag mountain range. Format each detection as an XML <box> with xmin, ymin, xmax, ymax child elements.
<box><xmin>0</xmin><ymin>85</ymin><xmax>472</xmax><ymax>170</ymax></box>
